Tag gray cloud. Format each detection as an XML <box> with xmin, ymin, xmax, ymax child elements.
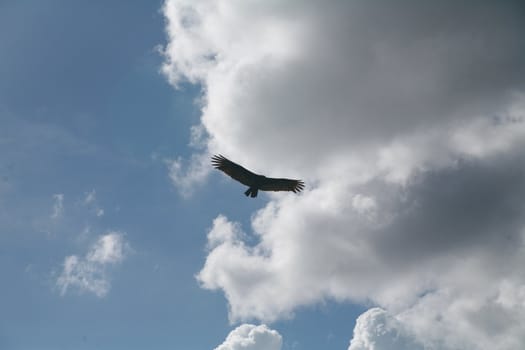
<box><xmin>197</xmin><ymin>155</ymin><xmax>525</xmax><ymax>326</ymax></box>
<box><xmin>372</xmin><ymin>155</ymin><xmax>525</xmax><ymax>265</ymax></box>
<box><xmin>163</xmin><ymin>0</ymin><xmax>525</xmax><ymax>171</ymax></box>
<box><xmin>163</xmin><ymin>0</ymin><xmax>525</xmax><ymax>347</ymax></box>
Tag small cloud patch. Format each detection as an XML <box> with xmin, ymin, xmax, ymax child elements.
<box><xmin>56</xmin><ymin>232</ymin><xmax>128</xmax><ymax>297</ymax></box>
<box><xmin>215</xmin><ymin>324</ymin><xmax>282</xmax><ymax>350</ymax></box>
<box><xmin>50</xmin><ymin>193</ymin><xmax>64</xmax><ymax>219</ymax></box>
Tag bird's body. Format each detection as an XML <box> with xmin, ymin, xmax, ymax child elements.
<box><xmin>211</xmin><ymin>154</ymin><xmax>304</xmax><ymax>198</ymax></box>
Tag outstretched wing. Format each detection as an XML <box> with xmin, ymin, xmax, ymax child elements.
<box><xmin>211</xmin><ymin>154</ymin><xmax>257</xmax><ymax>186</ymax></box>
<box><xmin>259</xmin><ymin>177</ymin><xmax>305</xmax><ymax>193</ymax></box>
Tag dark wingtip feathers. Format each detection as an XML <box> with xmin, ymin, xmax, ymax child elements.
<box><xmin>211</xmin><ymin>154</ymin><xmax>227</xmax><ymax>169</ymax></box>
<box><xmin>293</xmin><ymin>180</ymin><xmax>305</xmax><ymax>193</ymax></box>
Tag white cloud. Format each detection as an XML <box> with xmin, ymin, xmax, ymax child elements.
<box><xmin>56</xmin><ymin>232</ymin><xmax>128</xmax><ymax>297</ymax></box>
<box><xmin>50</xmin><ymin>193</ymin><xmax>64</xmax><ymax>219</ymax></box>
<box><xmin>348</xmin><ymin>308</ymin><xmax>423</xmax><ymax>350</ymax></box>
<box><xmin>86</xmin><ymin>233</ymin><xmax>125</xmax><ymax>264</ymax></box>
<box><xmin>163</xmin><ymin>0</ymin><xmax>525</xmax><ymax>174</ymax></box>
<box><xmin>350</xmin><ymin>275</ymin><xmax>525</xmax><ymax>350</ymax></box>
<box><xmin>163</xmin><ymin>0</ymin><xmax>525</xmax><ymax>347</ymax></box>
<box><xmin>215</xmin><ymin>324</ymin><xmax>282</xmax><ymax>350</ymax></box>
<box><xmin>206</xmin><ymin>214</ymin><xmax>244</xmax><ymax>249</ymax></box>
<box><xmin>165</xmin><ymin>153</ymin><xmax>211</xmax><ymax>197</ymax></box>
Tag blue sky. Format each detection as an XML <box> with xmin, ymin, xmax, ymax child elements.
<box><xmin>0</xmin><ymin>1</ymin><xmax>362</xmax><ymax>349</ymax></box>
<box><xmin>3</xmin><ymin>1</ymin><xmax>525</xmax><ymax>350</ymax></box>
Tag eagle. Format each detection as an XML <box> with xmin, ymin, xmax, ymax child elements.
<box><xmin>211</xmin><ymin>154</ymin><xmax>305</xmax><ymax>198</ymax></box>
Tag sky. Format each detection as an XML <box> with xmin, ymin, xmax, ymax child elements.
<box><xmin>2</xmin><ymin>1</ymin><xmax>525</xmax><ymax>349</ymax></box>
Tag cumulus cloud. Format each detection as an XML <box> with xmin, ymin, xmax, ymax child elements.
<box><xmin>163</xmin><ymin>0</ymin><xmax>525</xmax><ymax>172</ymax></box>
<box><xmin>163</xmin><ymin>0</ymin><xmax>525</xmax><ymax>347</ymax></box>
<box><xmin>215</xmin><ymin>324</ymin><xmax>282</xmax><ymax>350</ymax></box>
<box><xmin>56</xmin><ymin>232</ymin><xmax>128</xmax><ymax>297</ymax></box>
<box><xmin>349</xmin><ymin>308</ymin><xmax>423</xmax><ymax>350</ymax></box>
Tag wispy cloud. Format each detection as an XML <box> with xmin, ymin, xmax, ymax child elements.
<box><xmin>165</xmin><ymin>153</ymin><xmax>211</xmax><ymax>197</ymax></box>
<box><xmin>83</xmin><ymin>189</ymin><xmax>104</xmax><ymax>217</ymax></box>
<box><xmin>50</xmin><ymin>194</ymin><xmax>64</xmax><ymax>219</ymax></box>
<box><xmin>56</xmin><ymin>232</ymin><xmax>128</xmax><ymax>297</ymax></box>
<box><xmin>84</xmin><ymin>189</ymin><xmax>96</xmax><ymax>204</ymax></box>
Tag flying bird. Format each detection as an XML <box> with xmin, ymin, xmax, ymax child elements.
<box><xmin>211</xmin><ymin>154</ymin><xmax>304</xmax><ymax>198</ymax></box>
